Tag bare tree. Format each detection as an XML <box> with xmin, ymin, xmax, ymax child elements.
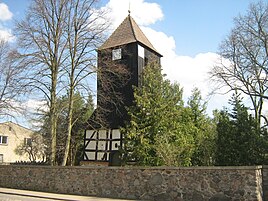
<box><xmin>0</xmin><ymin>40</ymin><xmax>27</xmax><ymax>118</ymax></box>
<box><xmin>97</xmin><ymin>53</ymin><xmax>131</xmax><ymax>124</ymax></box>
<box><xmin>15</xmin><ymin>0</ymin><xmax>129</xmax><ymax>166</ymax></box>
<box><xmin>60</xmin><ymin>0</ymin><xmax>109</xmax><ymax>166</ymax></box>
<box><xmin>15</xmin><ymin>132</ymin><xmax>46</xmax><ymax>162</ymax></box>
<box><xmin>210</xmin><ymin>1</ymin><xmax>268</xmax><ymax>126</ymax></box>
<box><xmin>15</xmin><ymin>0</ymin><xmax>70</xmax><ymax>165</ymax></box>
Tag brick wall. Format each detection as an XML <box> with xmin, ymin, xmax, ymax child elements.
<box><xmin>0</xmin><ymin>165</ymin><xmax>265</xmax><ymax>201</ymax></box>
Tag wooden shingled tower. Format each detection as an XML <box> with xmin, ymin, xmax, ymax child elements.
<box><xmin>83</xmin><ymin>13</ymin><xmax>162</xmax><ymax>166</ymax></box>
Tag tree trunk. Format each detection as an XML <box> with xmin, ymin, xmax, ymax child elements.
<box><xmin>50</xmin><ymin>70</ymin><xmax>58</xmax><ymax>166</ymax></box>
<box><xmin>61</xmin><ymin>87</ymin><xmax>74</xmax><ymax>166</ymax></box>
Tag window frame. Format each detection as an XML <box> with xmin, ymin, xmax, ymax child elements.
<box><xmin>24</xmin><ymin>138</ymin><xmax>32</xmax><ymax>146</ymax></box>
<box><xmin>0</xmin><ymin>135</ymin><xmax>8</xmax><ymax>145</ymax></box>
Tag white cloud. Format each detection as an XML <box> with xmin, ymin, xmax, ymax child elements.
<box><xmin>0</xmin><ymin>28</ymin><xmax>15</xmax><ymax>42</ymax></box>
<box><xmin>2</xmin><ymin>99</ymin><xmax>47</xmax><ymax>115</ymax></box>
<box><xmin>104</xmin><ymin>0</ymin><xmax>230</xmax><ymax>115</ymax></box>
<box><xmin>141</xmin><ymin>23</ymin><xmax>229</xmax><ymax>114</ymax></box>
<box><xmin>104</xmin><ymin>0</ymin><xmax>163</xmax><ymax>29</ymax></box>
<box><xmin>0</xmin><ymin>99</ymin><xmax>47</xmax><ymax>129</ymax></box>
<box><xmin>23</xmin><ymin>99</ymin><xmax>48</xmax><ymax>113</ymax></box>
<box><xmin>0</xmin><ymin>3</ymin><xmax>14</xmax><ymax>41</ymax></box>
<box><xmin>0</xmin><ymin>3</ymin><xmax>13</xmax><ymax>21</ymax></box>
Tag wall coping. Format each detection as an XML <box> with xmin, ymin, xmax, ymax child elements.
<box><xmin>0</xmin><ymin>165</ymin><xmax>263</xmax><ymax>171</ymax></box>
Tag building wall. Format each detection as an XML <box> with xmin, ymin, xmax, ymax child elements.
<box><xmin>0</xmin><ymin>165</ymin><xmax>265</xmax><ymax>201</ymax></box>
<box><xmin>93</xmin><ymin>42</ymin><xmax>161</xmax><ymax>130</ymax></box>
<box><xmin>0</xmin><ymin>122</ymin><xmax>33</xmax><ymax>163</ymax></box>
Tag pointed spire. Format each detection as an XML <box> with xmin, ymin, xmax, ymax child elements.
<box><xmin>99</xmin><ymin>15</ymin><xmax>162</xmax><ymax>56</ymax></box>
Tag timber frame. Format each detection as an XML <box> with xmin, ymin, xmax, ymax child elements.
<box><xmin>83</xmin><ymin>129</ymin><xmax>122</xmax><ymax>163</ymax></box>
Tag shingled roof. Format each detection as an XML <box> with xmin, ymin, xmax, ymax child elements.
<box><xmin>99</xmin><ymin>14</ymin><xmax>162</xmax><ymax>56</ymax></box>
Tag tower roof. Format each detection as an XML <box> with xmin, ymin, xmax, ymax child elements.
<box><xmin>99</xmin><ymin>15</ymin><xmax>162</xmax><ymax>56</ymax></box>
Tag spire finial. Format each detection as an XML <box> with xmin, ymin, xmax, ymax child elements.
<box><xmin>128</xmin><ymin>1</ymin><xmax>131</xmax><ymax>15</ymax></box>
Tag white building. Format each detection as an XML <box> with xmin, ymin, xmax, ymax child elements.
<box><xmin>0</xmin><ymin>121</ymin><xmax>35</xmax><ymax>164</ymax></box>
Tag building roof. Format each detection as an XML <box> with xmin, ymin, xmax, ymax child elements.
<box><xmin>0</xmin><ymin>121</ymin><xmax>33</xmax><ymax>133</ymax></box>
<box><xmin>99</xmin><ymin>14</ymin><xmax>162</xmax><ymax>56</ymax></box>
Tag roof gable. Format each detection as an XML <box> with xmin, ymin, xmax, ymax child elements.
<box><xmin>99</xmin><ymin>15</ymin><xmax>161</xmax><ymax>56</ymax></box>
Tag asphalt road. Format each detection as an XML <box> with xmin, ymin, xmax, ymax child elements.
<box><xmin>0</xmin><ymin>188</ymin><xmax>141</xmax><ymax>201</ymax></box>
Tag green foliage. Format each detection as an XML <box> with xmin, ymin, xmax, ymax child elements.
<box><xmin>215</xmin><ymin>91</ymin><xmax>268</xmax><ymax>165</ymax></box>
<box><xmin>70</xmin><ymin>93</ymin><xmax>94</xmax><ymax>165</ymax></box>
<box><xmin>122</xmin><ymin>63</ymin><xmax>194</xmax><ymax>166</ymax></box>
<box><xmin>187</xmin><ymin>88</ymin><xmax>216</xmax><ymax>166</ymax></box>
<box><xmin>40</xmin><ymin>92</ymin><xmax>94</xmax><ymax>165</ymax></box>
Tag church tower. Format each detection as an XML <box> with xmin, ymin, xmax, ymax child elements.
<box><xmin>83</xmin><ymin>13</ymin><xmax>162</xmax><ymax>165</ymax></box>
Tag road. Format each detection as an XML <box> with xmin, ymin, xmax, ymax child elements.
<box><xmin>0</xmin><ymin>188</ymin><xmax>141</xmax><ymax>201</ymax></box>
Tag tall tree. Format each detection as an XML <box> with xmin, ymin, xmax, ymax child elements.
<box><xmin>39</xmin><ymin>92</ymin><xmax>94</xmax><ymax>165</ymax></box>
<box><xmin>15</xmin><ymin>0</ymin><xmax>108</xmax><ymax>165</ymax></box>
<box><xmin>57</xmin><ymin>93</ymin><xmax>94</xmax><ymax>165</ymax></box>
<box><xmin>210</xmin><ymin>1</ymin><xmax>268</xmax><ymax>127</ymax></box>
<box><xmin>187</xmin><ymin>88</ymin><xmax>216</xmax><ymax>166</ymax></box>
<box><xmin>123</xmin><ymin>63</ymin><xmax>194</xmax><ymax>166</ymax></box>
<box><xmin>16</xmin><ymin>0</ymin><xmax>68</xmax><ymax>165</ymax></box>
<box><xmin>215</xmin><ymin>91</ymin><xmax>268</xmax><ymax>165</ymax></box>
<box><xmin>0</xmin><ymin>40</ymin><xmax>27</xmax><ymax>119</ymax></box>
<box><xmin>61</xmin><ymin>0</ymin><xmax>108</xmax><ymax>166</ymax></box>
<box><xmin>69</xmin><ymin>94</ymin><xmax>94</xmax><ymax>165</ymax></box>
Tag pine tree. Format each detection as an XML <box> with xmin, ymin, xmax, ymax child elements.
<box><xmin>122</xmin><ymin>63</ymin><xmax>194</xmax><ymax>166</ymax></box>
<box><xmin>215</xmin><ymin>91</ymin><xmax>267</xmax><ymax>165</ymax></box>
<box><xmin>187</xmin><ymin>88</ymin><xmax>216</xmax><ymax>166</ymax></box>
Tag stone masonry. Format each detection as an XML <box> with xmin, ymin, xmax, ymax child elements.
<box><xmin>0</xmin><ymin>165</ymin><xmax>265</xmax><ymax>201</ymax></box>
<box><xmin>263</xmin><ymin>166</ymin><xmax>268</xmax><ymax>201</ymax></box>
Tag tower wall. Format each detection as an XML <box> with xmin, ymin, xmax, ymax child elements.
<box><xmin>84</xmin><ymin>15</ymin><xmax>162</xmax><ymax>164</ymax></box>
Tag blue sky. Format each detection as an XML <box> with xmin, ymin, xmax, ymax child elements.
<box><xmin>1</xmin><ymin>0</ymin><xmax>260</xmax><ymax>55</ymax></box>
<box><xmin>0</xmin><ymin>0</ymin><xmax>263</xmax><ymax>126</ymax></box>
<box><xmin>153</xmin><ymin>0</ymin><xmax>256</xmax><ymax>56</ymax></box>
<box><xmin>96</xmin><ymin>0</ymin><xmax>262</xmax><ymax>112</ymax></box>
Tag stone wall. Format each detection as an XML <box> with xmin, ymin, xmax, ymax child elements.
<box><xmin>0</xmin><ymin>165</ymin><xmax>265</xmax><ymax>201</ymax></box>
<box><xmin>263</xmin><ymin>166</ymin><xmax>268</xmax><ymax>201</ymax></box>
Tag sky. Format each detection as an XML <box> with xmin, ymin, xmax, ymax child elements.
<box><xmin>0</xmin><ymin>0</ymin><xmax>263</xmax><ymax>127</ymax></box>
